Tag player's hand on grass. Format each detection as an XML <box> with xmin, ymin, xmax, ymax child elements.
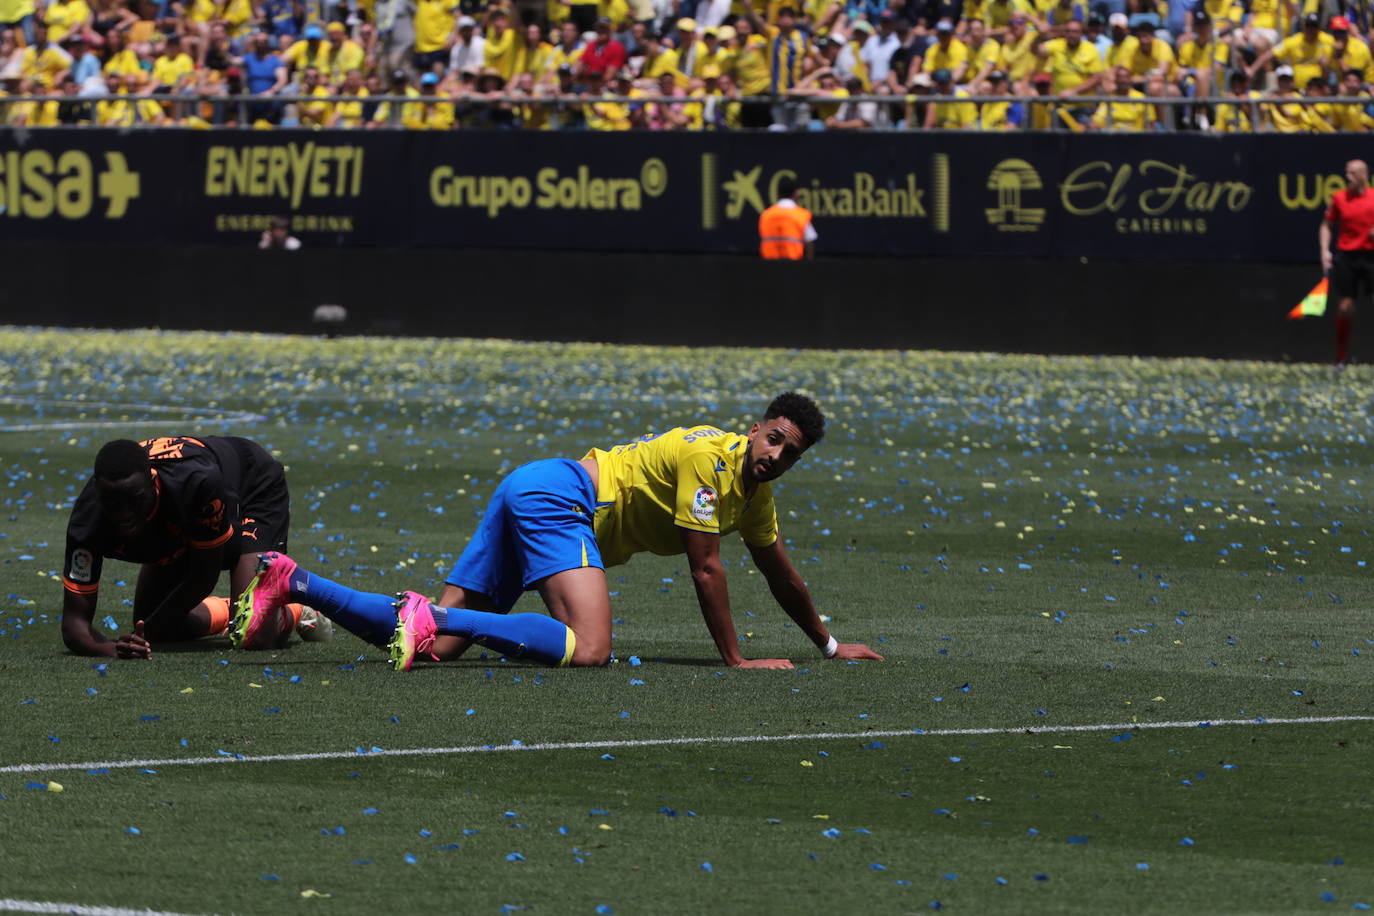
<box><xmin>734</xmin><ymin>657</ymin><xmax>795</xmax><ymax>669</ymax></box>
<box><xmin>115</xmin><ymin>620</ymin><xmax>152</xmax><ymax>660</ymax></box>
<box><xmin>833</xmin><ymin>642</ymin><xmax>884</xmax><ymax>661</ymax></box>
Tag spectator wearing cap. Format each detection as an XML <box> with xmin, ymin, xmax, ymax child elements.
<box><xmin>925</xmin><ymin>64</ymin><xmax>977</xmax><ymax>125</ymax></box>
<box><xmin>685</xmin><ymin>61</ymin><xmax>724</xmax><ymax>127</ymax></box>
<box><xmin>413</xmin><ymin>0</ymin><xmax>458</xmax><ymax>71</ymax></box>
<box><xmin>676</xmin><ymin>18</ymin><xmax>708</xmax><ymax>77</ymax></box>
<box><xmin>42</xmin><ymin>0</ymin><xmax>91</xmax><ymax>45</ymax></box>
<box><xmin>1025</xmin><ymin>69</ymin><xmax>1061</xmax><ymax>126</ymax></box>
<box><xmin>579</xmin><ymin>18</ymin><xmax>626</xmax><ymax>75</ymax></box>
<box><xmin>921</xmin><ymin>19</ymin><xmax>970</xmax><ymax>82</ymax></box>
<box><xmin>1212</xmin><ymin>67</ymin><xmax>1258</xmax><ymax>130</ymax></box>
<box><xmin>1032</xmin><ymin>17</ymin><xmax>1103</xmax><ymax>116</ymax></box>
<box><xmin>1261</xmin><ymin>64</ymin><xmax>1306</xmax><ymax>130</ymax></box>
<box><xmin>860</xmin><ymin>11</ymin><xmax>901</xmax><ymax>84</ymax></box>
<box><xmin>66</xmin><ymin>34</ymin><xmax>102</xmax><ymax>89</ymax></box>
<box><xmin>1090</xmin><ymin>63</ymin><xmax>1154</xmax><ymax>128</ymax></box>
<box><xmin>1176</xmin><ymin>8</ymin><xmax>1226</xmax><ymax>103</ymax></box>
<box><xmin>699</xmin><ymin>24</ymin><xmax>734</xmax><ymax>77</ymax></box>
<box><xmin>413</xmin><ymin>69</ymin><xmax>455</xmax><ymax>127</ymax></box>
<box><xmin>322</xmin><ymin>21</ymin><xmax>365</xmax><ymax>83</ymax></box>
<box><xmin>977</xmin><ymin>68</ymin><xmax>1023</xmax><ymax>126</ymax></box>
<box><xmin>448</xmin><ymin>14</ymin><xmax>485</xmax><ymax>73</ymax></box>
<box><xmin>1085</xmin><ymin>12</ymin><xmax>1111</xmax><ymax>58</ymax></box>
<box><xmin>1249</xmin><ymin>12</ymin><xmax>1330</xmax><ymax>93</ymax></box>
<box><xmin>368</xmin><ymin>67</ymin><xmax>420</xmax><ymax>126</ymax></box>
<box><xmin>1325</xmin><ymin>16</ymin><xmax>1372</xmax><ymax>87</ymax></box>
<box><xmin>516</xmin><ymin>22</ymin><xmax>555</xmax><ymax>83</ymax></box>
<box><xmin>996</xmin><ymin>12</ymin><xmax>1037</xmax><ymax>88</ymax></box>
<box><xmin>1104</xmin><ymin>11</ymin><xmax>1130</xmax><ymax>65</ymax></box>
<box><xmin>963</xmin><ymin>18</ymin><xmax>1001</xmax><ymax>87</ymax></box>
<box><xmin>283</xmin><ymin>23</ymin><xmax>327</xmax><ymax>75</ymax></box>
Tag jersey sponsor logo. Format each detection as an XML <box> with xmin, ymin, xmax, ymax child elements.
<box><xmin>691</xmin><ymin>485</ymin><xmax>718</xmax><ymax>522</ymax></box>
<box><xmin>69</xmin><ymin>548</ymin><xmax>94</xmax><ymax>583</ymax></box>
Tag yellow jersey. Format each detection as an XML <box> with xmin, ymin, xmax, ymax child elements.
<box><xmin>582</xmin><ymin>427</ymin><xmax>779</xmax><ymax>568</ymax></box>
<box><xmin>152</xmin><ymin>52</ymin><xmax>195</xmax><ymax>88</ymax></box>
<box><xmin>999</xmin><ymin>30</ymin><xmax>1039</xmax><ymax>81</ymax></box>
<box><xmin>923</xmin><ymin>38</ymin><xmax>972</xmax><ymax>75</ymax></box>
<box><xmin>1273</xmin><ymin>31</ymin><xmax>1332</xmax><ymax>90</ymax></box>
<box><xmin>43</xmin><ymin>0</ymin><xmax>89</xmax><ymax>43</ymax></box>
<box><xmin>1039</xmin><ymin>36</ymin><xmax>1103</xmax><ymax>93</ymax></box>
<box><xmin>414</xmin><ymin>0</ymin><xmax>459</xmax><ymax>54</ymax></box>
<box><xmin>1092</xmin><ymin>89</ymin><xmax>1154</xmax><ymax>129</ymax></box>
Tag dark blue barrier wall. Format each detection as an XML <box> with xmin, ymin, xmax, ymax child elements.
<box><xmin>0</xmin><ymin>128</ymin><xmax>1358</xmax><ymax>259</ymax></box>
<box><xmin>0</xmin><ymin>241</ymin><xmax>1335</xmax><ymax>363</ymax></box>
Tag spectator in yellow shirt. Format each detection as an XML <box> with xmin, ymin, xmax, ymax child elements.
<box><xmin>20</xmin><ymin>23</ymin><xmax>72</xmax><ymax>89</ymax></box>
<box><xmin>1326</xmin><ymin>16</ymin><xmax>1373</xmax><ymax>85</ymax></box>
<box><xmin>283</xmin><ymin>24</ymin><xmax>327</xmax><ymax>75</ymax></box>
<box><xmin>923</xmin><ymin>20</ymin><xmax>971</xmax><ymax>82</ymax></box>
<box><xmin>517</xmin><ymin>22</ymin><xmax>555</xmax><ymax>83</ymax></box>
<box><xmin>963</xmin><ymin>18</ymin><xmax>1002</xmax><ymax>88</ymax></box>
<box><xmin>1120</xmin><ymin>20</ymin><xmax>1177</xmax><ymax>81</ymax></box>
<box><xmin>1330</xmin><ymin>68</ymin><xmax>1373</xmax><ymax>130</ymax></box>
<box><xmin>368</xmin><ymin>68</ymin><xmax>420</xmax><ymax>127</ymax></box>
<box><xmin>925</xmin><ymin>66</ymin><xmax>978</xmax><ymax>126</ymax></box>
<box><xmin>413</xmin><ymin>0</ymin><xmax>459</xmax><ymax>71</ymax></box>
<box><xmin>1175</xmin><ymin>9</ymin><xmax>1227</xmax><ymax>100</ymax></box>
<box><xmin>1263</xmin><ymin>65</ymin><xmax>1308</xmax><ymax>131</ymax></box>
<box><xmin>328</xmin><ymin>67</ymin><xmax>368</xmax><ymax>126</ymax></box>
<box><xmin>1090</xmin><ymin>64</ymin><xmax>1155</xmax><ymax>129</ymax></box>
<box><xmin>640</xmin><ymin>30</ymin><xmax>681</xmax><ymax>81</ymax></box>
<box><xmin>977</xmin><ymin>69</ymin><xmax>1022</xmax><ymax>127</ymax></box>
<box><xmin>483</xmin><ymin>7</ymin><xmax>518</xmax><ymax>82</ymax></box>
<box><xmin>101</xmin><ymin>28</ymin><xmax>144</xmax><ymax>83</ymax></box>
<box><xmin>1033</xmin><ymin>17</ymin><xmax>1103</xmax><ymax>123</ymax></box>
<box><xmin>321</xmin><ymin>22</ymin><xmax>365</xmax><ymax>84</ymax></box>
<box><xmin>998</xmin><ymin>13</ymin><xmax>1038</xmax><ymax>90</ymax></box>
<box><xmin>41</xmin><ymin>0</ymin><xmax>90</xmax><ymax>44</ymax></box>
<box><xmin>150</xmin><ymin>34</ymin><xmax>194</xmax><ymax>91</ymax></box>
<box><xmin>1249</xmin><ymin>13</ymin><xmax>1331</xmax><ymax>92</ymax></box>
<box><xmin>296</xmin><ymin>65</ymin><xmax>332</xmax><ymax>126</ymax></box>
<box><xmin>1213</xmin><ymin>68</ymin><xmax>1259</xmax><ymax>131</ymax></box>
<box><xmin>675</xmin><ymin>17</ymin><xmax>708</xmax><ymax>78</ymax></box>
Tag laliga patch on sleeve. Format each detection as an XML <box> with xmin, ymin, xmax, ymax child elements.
<box><xmin>70</xmin><ymin>549</ymin><xmax>94</xmax><ymax>583</ymax></box>
<box><xmin>691</xmin><ymin>485</ymin><xmax>718</xmax><ymax>522</ymax></box>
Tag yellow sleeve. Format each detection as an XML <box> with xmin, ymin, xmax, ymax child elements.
<box><xmin>738</xmin><ymin>486</ymin><xmax>778</xmax><ymax>547</ymax></box>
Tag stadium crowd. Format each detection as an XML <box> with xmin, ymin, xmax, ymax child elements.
<box><xmin>2</xmin><ymin>0</ymin><xmax>1373</xmax><ymax>129</ymax></box>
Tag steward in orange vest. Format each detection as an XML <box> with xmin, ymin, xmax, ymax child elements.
<box><xmin>758</xmin><ymin>179</ymin><xmax>816</xmax><ymax>259</ymax></box>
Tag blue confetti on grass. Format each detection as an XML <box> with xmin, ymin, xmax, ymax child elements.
<box><xmin>700</xmin><ymin>862</ymin><xmax>714</xmax><ymax>872</ymax></box>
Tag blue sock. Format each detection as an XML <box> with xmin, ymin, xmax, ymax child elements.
<box><xmin>290</xmin><ymin>570</ymin><xmax>397</xmax><ymax>648</ymax></box>
<box><xmin>430</xmin><ymin>606</ymin><xmax>575</xmax><ymax>667</ymax></box>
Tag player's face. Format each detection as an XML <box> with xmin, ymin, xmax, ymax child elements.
<box><xmin>97</xmin><ymin>473</ymin><xmax>155</xmax><ymax>537</ymax></box>
<box><xmin>744</xmin><ymin>417</ymin><xmax>809</xmax><ymax>484</ymax></box>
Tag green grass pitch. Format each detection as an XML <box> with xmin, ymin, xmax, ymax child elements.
<box><xmin>1</xmin><ymin>328</ymin><xmax>1372</xmax><ymax>914</ymax></box>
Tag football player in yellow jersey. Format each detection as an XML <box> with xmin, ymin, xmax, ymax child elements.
<box><xmin>236</xmin><ymin>394</ymin><xmax>884</xmax><ymax>672</ymax></box>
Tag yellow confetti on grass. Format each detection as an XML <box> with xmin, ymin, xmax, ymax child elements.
<box><xmin>300</xmin><ymin>890</ymin><xmax>332</xmax><ymax>899</ymax></box>
<box><xmin>180</xmin><ymin>688</ymin><xmax>194</xmax><ymax>694</ymax></box>
<box><xmin>46</xmin><ymin>781</ymin><xmax>63</xmax><ymax>792</ymax></box>
<box><xmin>800</xmin><ymin>760</ymin><xmax>814</xmax><ymax>767</ymax></box>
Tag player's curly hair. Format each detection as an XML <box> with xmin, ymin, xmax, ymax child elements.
<box><xmin>94</xmin><ymin>439</ymin><xmax>149</xmax><ymax>481</ymax></box>
<box><xmin>765</xmin><ymin>392</ymin><xmax>825</xmax><ymax>446</ymax></box>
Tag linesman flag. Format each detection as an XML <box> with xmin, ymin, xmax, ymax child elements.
<box><xmin>1287</xmin><ymin>278</ymin><xmax>1328</xmax><ymax>319</ymax></box>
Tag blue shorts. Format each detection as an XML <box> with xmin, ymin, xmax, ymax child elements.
<box><xmin>444</xmin><ymin>458</ymin><xmax>602</xmax><ymax>612</ymax></box>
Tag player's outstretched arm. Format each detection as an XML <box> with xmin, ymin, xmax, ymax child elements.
<box><xmin>747</xmin><ymin>538</ymin><xmax>884</xmax><ymax>661</ymax></box>
<box><xmin>681</xmin><ymin>528</ymin><xmax>794</xmax><ymax>669</ymax></box>
<box><xmin>60</xmin><ymin>590</ymin><xmax>151</xmax><ymax>659</ymax></box>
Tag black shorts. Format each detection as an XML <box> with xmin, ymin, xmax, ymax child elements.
<box><xmin>1332</xmin><ymin>249</ymin><xmax>1374</xmax><ymax>301</ymax></box>
<box><xmin>231</xmin><ymin>440</ymin><xmax>289</xmax><ymax>564</ymax></box>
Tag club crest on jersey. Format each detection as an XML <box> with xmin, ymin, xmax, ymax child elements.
<box><xmin>691</xmin><ymin>485</ymin><xmax>718</xmax><ymax>522</ymax></box>
<box><xmin>70</xmin><ymin>548</ymin><xmax>94</xmax><ymax>583</ymax></box>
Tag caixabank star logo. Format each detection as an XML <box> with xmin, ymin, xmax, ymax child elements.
<box><xmin>984</xmin><ymin>158</ymin><xmax>1045</xmax><ymax>232</ymax></box>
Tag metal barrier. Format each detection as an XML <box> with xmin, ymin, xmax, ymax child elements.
<box><xmin>0</xmin><ymin>91</ymin><xmax>1366</xmax><ymax>130</ymax></box>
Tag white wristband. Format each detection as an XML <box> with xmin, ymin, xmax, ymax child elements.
<box><xmin>821</xmin><ymin>635</ymin><xmax>839</xmax><ymax>659</ymax></box>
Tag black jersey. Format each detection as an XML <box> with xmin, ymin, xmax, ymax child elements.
<box><xmin>63</xmin><ymin>436</ymin><xmax>251</xmax><ymax>595</ymax></box>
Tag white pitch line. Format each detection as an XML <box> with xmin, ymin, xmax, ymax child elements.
<box><xmin>0</xmin><ymin>899</ymin><xmax>219</xmax><ymax>916</ymax></box>
<box><xmin>0</xmin><ymin>396</ymin><xmax>267</xmax><ymax>433</ymax></box>
<box><xmin>3</xmin><ymin>715</ymin><xmax>1373</xmax><ymax>776</ymax></box>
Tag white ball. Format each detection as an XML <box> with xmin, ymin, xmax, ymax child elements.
<box><xmin>296</xmin><ymin>606</ymin><xmax>334</xmax><ymax>642</ymax></box>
